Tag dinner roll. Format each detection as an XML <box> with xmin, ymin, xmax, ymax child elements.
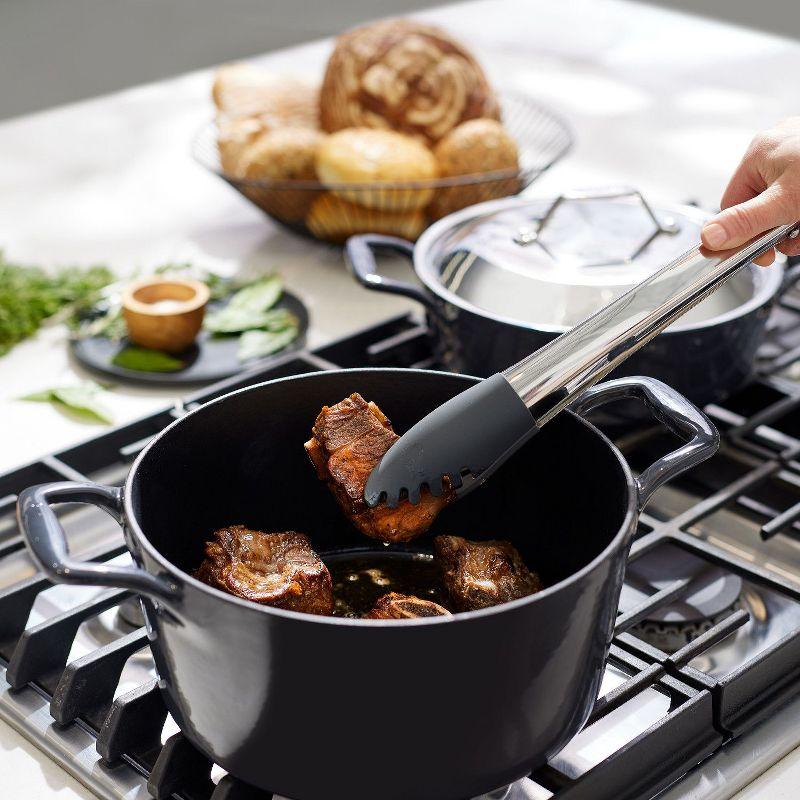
<box><xmin>319</xmin><ymin>19</ymin><xmax>499</xmax><ymax>143</ymax></box>
<box><xmin>306</xmin><ymin>193</ymin><xmax>427</xmax><ymax>242</ymax></box>
<box><xmin>240</xmin><ymin>127</ymin><xmax>324</xmax><ymax>181</ymax></box>
<box><xmin>429</xmin><ymin>118</ymin><xmax>520</xmax><ymax>218</ymax></box>
<box><xmin>217</xmin><ymin>116</ymin><xmax>268</xmax><ymax>176</ymax></box>
<box><xmin>316</xmin><ymin>128</ymin><xmax>437</xmax><ymax>210</ymax></box>
<box><xmin>435</xmin><ymin>118</ymin><xmax>518</xmax><ymax>176</ymax></box>
<box><xmin>237</xmin><ymin>127</ymin><xmax>326</xmax><ymax>222</ymax></box>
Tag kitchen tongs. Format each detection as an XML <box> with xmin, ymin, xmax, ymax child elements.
<box><xmin>365</xmin><ymin>222</ymin><xmax>800</xmax><ymax>508</ymax></box>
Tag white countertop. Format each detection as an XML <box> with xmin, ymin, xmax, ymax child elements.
<box><xmin>1</xmin><ymin>0</ymin><xmax>800</xmax><ymax>797</ymax></box>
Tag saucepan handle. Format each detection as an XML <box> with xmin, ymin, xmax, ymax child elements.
<box><xmin>570</xmin><ymin>377</ymin><xmax>719</xmax><ymax>510</ymax></box>
<box><xmin>17</xmin><ymin>481</ymin><xmax>178</xmax><ymax>601</ymax></box>
<box><xmin>345</xmin><ymin>234</ymin><xmax>440</xmax><ymax>314</ymax></box>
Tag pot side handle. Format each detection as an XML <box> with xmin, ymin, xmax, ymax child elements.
<box><xmin>17</xmin><ymin>481</ymin><xmax>178</xmax><ymax>601</ymax></box>
<box><xmin>345</xmin><ymin>234</ymin><xmax>439</xmax><ymax>314</ymax></box>
<box><xmin>570</xmin><ymin>377</ymin><xmax>719</xmax><ymax>510</ymax></box>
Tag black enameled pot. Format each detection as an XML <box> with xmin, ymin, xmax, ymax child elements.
<box><xmin>17</xmin><ymin>369</ymin><xmax>717</xmax><ymax>800</ymax></box>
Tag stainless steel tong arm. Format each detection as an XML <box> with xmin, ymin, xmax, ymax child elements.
<box><xmin>502</xmin><ymin>222</ymin><xmax>800</xmax><ymax>426</ymax></box>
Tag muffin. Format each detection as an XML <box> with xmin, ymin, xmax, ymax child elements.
<box><xmin>306</xmin><ymin>193</ymin><xmax>427</xmax><ymax>242</ymax></box>
<box><xmin>429</xmin><ymin>118</ymin><xmax>520</xmax><ymax>218</ymax></box>
<box><xmin>319</xmin><ymin>19</ymin><xmax>499</xmax><ymax>143</ymax></box>
<box><xmin>237</xmin><ymin>127</ymin><xmax>326</xmax><ymax>222</ymax></box>
<box><xmin>316</xmin><ymin>128</ymin><xmax>438</xmax><ymax>210</ymax></box>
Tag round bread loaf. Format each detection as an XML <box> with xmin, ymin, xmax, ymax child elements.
<box><xmin>306</xmin><ymin>193</ymin><xmax>427</xmax><ymax>242</ymax></box>
<box><xmin>237</xmin><ymin>127</ymin><xmax>326</xmax><ymax>222</ymax></box>
<box><xmin>213</xmin><ymin>62</ymin><xmax>320</xmax><ymax>129</ymax></box>
<box><xmin>319</xmin><ymin>19</ymin><xmax>499</xmax><ymax>143</ymax></box>
<box><xmin>429</xmin><ymin>118</ymin><xmax>520</xmax><ymax>218</ymax></box>
<box><xmin>316</xmin><ymin>128</ymin><xmax>437</xmax><ymax>210</ymax></box>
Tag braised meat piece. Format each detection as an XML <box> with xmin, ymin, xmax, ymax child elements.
<box><xmin>195</xmin><ymin>526</ymin><xmax>333</xmax><ymax>615</ymax></box>
<box><xmin>305</xmin><ymin>393</ymin><xmax>453</xmax><ymax>543</ymax></box>
<box><xmin>434</xmin><ymin>535</ymin><xmax>542</xmax><ymax>611</ymax></box>
<box><xmin>365</xmin><ymin>592</ymin><xmax>451</xmax><ymax>619</ymax></box>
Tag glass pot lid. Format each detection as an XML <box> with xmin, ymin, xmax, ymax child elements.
<box><xmin>415</xmin><ymin>188</ymin><xmax>774</xmax><ymax>331</ymax></box>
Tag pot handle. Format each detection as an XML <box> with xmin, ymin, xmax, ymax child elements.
<box><xmin>17</xmin><ymin>481</ymin><xmax>178</xmax><ymax>601</ymax></box>
<box><xmin>570</xmin><ymin>377</ymin><xmax>719</xmax><ymax>510</ymax></box>
<box><xmin>345</xmin><ymin>234</ymin><xmax>440</xmax><ymax>314</ymax></box>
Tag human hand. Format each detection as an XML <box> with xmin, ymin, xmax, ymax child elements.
<box><xmin>701</xmin><ymin>117</ymin><xmax>800</xmax><ymax>266</ymax></box>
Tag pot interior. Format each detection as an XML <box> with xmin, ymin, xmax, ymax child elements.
<box><xmin>130</xmin><ymin>370</ymin><xmax>631</xmax><ymax>600</ymax></box>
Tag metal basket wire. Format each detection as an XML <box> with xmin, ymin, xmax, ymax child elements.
<box><xmin>192</xmin><ymin>93</ymin><xmax>573</xmax><ymax>243</ymax></box>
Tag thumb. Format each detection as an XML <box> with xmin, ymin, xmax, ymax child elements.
<box><xmin>702</xmin><ymin>184</ymin><xmax>790</xmax><ymax>250</ymax></box>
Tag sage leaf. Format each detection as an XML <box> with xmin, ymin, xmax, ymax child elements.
<box><xmin>20</xmin><ymin>383</ymin><xmax>113</xmax><ymax>424</ymax></box>
<box><xmin>205</xmin><ymin>306</ymin><xmax>296</xmax><ymax>335</ymax></box>
<box><xmin>238</xmin><ymin>325</ymin><xmax>299</xmax><ymax>361</ymax></box>
<box><xmin>228</xmin><ymin>275</ymin><xmax>283</xmax><ymax>311</ymax></box>
<box><xmin>112</xmin><ymin>346</ymin><xmax>184</xmax><ymax>372</ymax></box>
<box><xmin>204</xmin><ymin>275</ymin><xmax>284</xmax><ymax>334</ymax></box>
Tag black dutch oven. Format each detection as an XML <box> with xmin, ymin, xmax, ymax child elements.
<box><xmin>347</xmin><ymin>191</ymin><xmax>787</xmax><ymax>408</ymax></box>
<box><xmin>17</xmin><ymin>369</ymin><xmax>718</xmax><ymax>800</ymax></box>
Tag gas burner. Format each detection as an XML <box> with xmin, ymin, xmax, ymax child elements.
<box><xmin>631</xmin><ymin>593</ymin><xmax>743</xmax><ymax>653</ymax></box>
<box><xmin>624</xmin><ymin>547</ymin><xmax>744</xmax><ymax>653</ymax></box>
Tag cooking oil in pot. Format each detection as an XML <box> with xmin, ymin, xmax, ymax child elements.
<box><xmin>325</xmin><ymin>551</ymin><xmax>448</xmax><ymax>618</ymax></box>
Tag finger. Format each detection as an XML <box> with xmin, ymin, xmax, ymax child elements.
<box><xmin>753</xmin><ymin>249</ymin><xmax>776</xmax><ymax>267</ymax></box>
<box><xmin>777</xmin><ymin>238</ymin><xmax>800</xmax><ymax>257</ymax></box>
<box><xmin>719</xmin><ymin>160</ymin><xmax>764</xmax><ymax>211</ymax></box>
<box><xmin>702</xmin><ymin>184</ymin><xmax>791</xmax><ymax>250</ymax></box>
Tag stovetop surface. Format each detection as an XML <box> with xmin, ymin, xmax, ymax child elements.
<box><xmin>3</xmin><ymin>280</ymin><xmax>800</xmax><ymax>800</ymax></box>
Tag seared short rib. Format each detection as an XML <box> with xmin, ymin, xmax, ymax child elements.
<box><xmin>366</xmin><ymin>592</ymin><xmax>451</xmax><ymax>619</ymax></box>
<box><xmin>434</xmin><ymin>535</ymin><xmax>542</xmax><ymax>611</ymax></box>
<box><xmin>195</xmin><ymin>526</ymin><xmax>333</xmax><ymax>615</ymax></box>
<box><xmin>305</xmin><ymin>393</ymin><xmax>452</xmax><ymax>542</ymax></box>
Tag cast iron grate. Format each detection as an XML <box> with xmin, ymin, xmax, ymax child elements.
<box><xmin>3</xmin><ymin>291</ymin><xmax>800</xmax><ymax>799</ymax></box>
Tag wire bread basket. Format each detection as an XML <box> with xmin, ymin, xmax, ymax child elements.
<box><xmin>193</xmin><ymin>93</ymin><xmax>573</xmax><ymax>243</ymax></box>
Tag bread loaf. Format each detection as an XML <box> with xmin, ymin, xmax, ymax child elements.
<box><xmin>319</xmin><ymin>19</ymin><xmax>499</xmax><ymax>143</ymax></box>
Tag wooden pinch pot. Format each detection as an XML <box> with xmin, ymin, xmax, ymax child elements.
<box><xmin>122</xmin><ymin>277</ymin><xmax>210</xmax><ymax>353</ymax></box>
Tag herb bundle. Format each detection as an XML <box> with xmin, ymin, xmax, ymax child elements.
<box><xmin>0</xmin><ymin>253</ymin><xmax>112</xmax><ymax>356</ymax></box>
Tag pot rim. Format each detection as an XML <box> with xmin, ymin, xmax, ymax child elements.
<box><xmin>124</xmin><ymin>368</ymin><xmax>638</xmax><ymax>627</ymax></box>
<box><xmin>413</xmin><ymin>196</ymin><xmax>784</xmax><ymax>334</ymax></box>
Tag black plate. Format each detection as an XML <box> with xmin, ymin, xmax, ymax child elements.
<box><xmin>70</xmin><ymin>291</ymin><xmax>309</xmax><ymax>386</ymax></box>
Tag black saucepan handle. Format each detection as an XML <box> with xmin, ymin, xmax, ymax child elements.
<box><xmin>17</xmin><ymin>481</ymin><xmax>178</xmax><ymax>600</ymax></box>
<box><xmin>570</xmin><ymin>377</ymin><xmax>719</xmax><ymax>510</ymax></box>
<box><xmin>345</xmin><ymin>234</ymin><xmax>440</xmax><ymax>314</ymax></box>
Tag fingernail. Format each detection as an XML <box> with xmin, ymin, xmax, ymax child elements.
<box><xmin>702</xmin><ymin>222</ymin><xmax>728</xmax><ymax>249</ymax></box>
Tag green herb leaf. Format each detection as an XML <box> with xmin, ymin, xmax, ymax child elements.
<box><xmin>20</xmin><ymin>390</ymin><xmax>56</xmax><ymax>402</ymax></box>
<box><xmin>0</xmin><ymin>254</ymin><xmax>113</xmax><ymax>356</ymax></box>
<box><xmin>228</xmin><ymin>275</ymin><xmax>283</xmax><ymax>312</ymax></box>
<box><xmin>112</xmin><ymin>346</ymin><xmax>184</xmax><ymax>372</ymax></box>
<box><xmin>20</xmin><ymin>383</ymin><xmax>113</xmax><ymax>424</ymax></box>
<box><xmin>205</xmin><ymin>306</ymin><xmax>297</xmax><ymax>335</ymax></box>
<box><xmin>202</xmin><ymin>271</ymin><xmax>233</xmax><ymax>302</ymax></box>
<box><xmin>238</xmin><ymin>325</ymin><xmax>299</xmax><ymax>361</ymax></box>
<box><xmin>72</xmin><ymin>304</ymin><xmax>127</xmax><ymax>340</ymax></box>
<box><xmin>204</xmin><ymin>275</ymin><xmax>284</xmax><ymax>334</ymax></box>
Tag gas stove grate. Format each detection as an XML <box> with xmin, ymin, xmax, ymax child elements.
<box><xmin>3</xmin><ymin>304</ymin><xmax>800</xmax><ymax>800</ymax></box>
